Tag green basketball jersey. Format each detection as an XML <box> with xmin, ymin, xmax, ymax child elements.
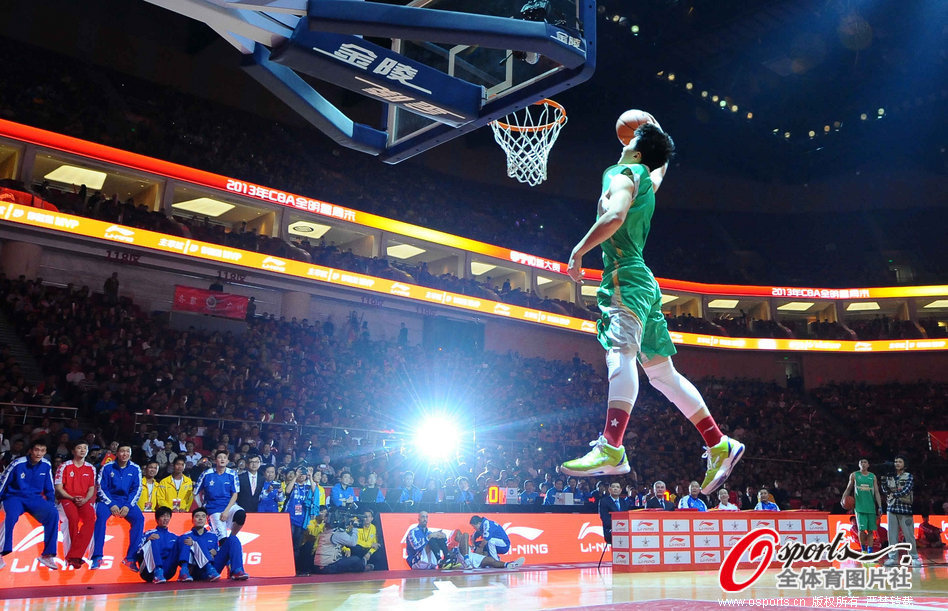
<box><xmin>853</xmin><ymin>471</ymin><xmax>876</xmax><ymax>513</ymax></box>
<box><xmin>597</xmin><ymin>164</ymin><xmax>660</xmax><ymax>324</ymax></box>
<box><xmin>599</xmin><ymin>163</ymin><xmax>654</xmax><ymax>274</ymax></box>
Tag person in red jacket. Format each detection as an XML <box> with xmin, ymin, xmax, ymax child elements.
<box><xmin>55</xmin><ymin>441</ymin><xmax>97</xmax><ymax>568</ymax></box>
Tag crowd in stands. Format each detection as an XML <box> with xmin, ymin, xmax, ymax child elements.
<box><xmin>7</xmin><ymin>173</ymin><xmax>938</xmax><ymax>339</ymax></box>
<box><xmin>0</xmin><ymin>38</ymin><xmax>944</xmax><ymax>289</ymax></box>
<box><xmin>2</xmin><ymin>275</ymin><xmax>947</xmax><ymax>531</ymax></box>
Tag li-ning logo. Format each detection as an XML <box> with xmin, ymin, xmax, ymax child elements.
<box><xmin>669</xmin><ymin>537</ymin><xmax>687</xmax><ymax>543</ymax></box>
<box><xmin>389</xmin><ymin>282</ymin><xmax>411</xmax><ymax>297</ymax></box>
<box><xmin>698</xmin><ymin>552</ymin><xmax>718</xmax><ymax>562</ymax></box>
<box><xmin>578</xmin><ymin>523</ymin><xmax>603</xmax><ymax>540</ymax></box>
<box><xmin>104</xmin><ymin>225</ymin><xmax>135</xmax><ymax>243</ymax></box>
<box><xmin>503</xmin><ymin>523</ymin><xmax>544</xmax><ymax>541</ymax></box>
<box><xmin>262</xmin><ymin>257</ymin><xmax>286</xmax><ymax>272</ymax></box>
<box><xmin>718</xmin><ymin>528</ymin><xmax>912</xmax><ymax>592</ymax></box>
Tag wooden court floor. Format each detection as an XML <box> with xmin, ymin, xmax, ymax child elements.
<box><xmin>6</xmin><ymin>555</ymin><xmax>948</xmax><ymax>610</ymax></box>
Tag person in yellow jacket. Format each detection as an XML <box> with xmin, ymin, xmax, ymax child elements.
<box><xmin>300</xmin><ymin>506</ymin><xmax>329</xmax><ymax>574</ymax></box>
<box><xmin>354</xmin><ymin>509</ymin><xmax>385</xmax><ymax>570</ymax></box>
<box><xmin>138</xmin><ymin>460</ymin><xmax>160</xmax><ymax>512</ymax></box>
<box><xmin>156</xmin><ymin>456</ymin><xmax>194</xmax><ymax>512</ymax></box>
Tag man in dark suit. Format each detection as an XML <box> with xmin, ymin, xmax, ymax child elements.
<box><xmin>645</xmin><ymin>480</ymin><xmax>676</xmax><ymax>510</ymax></box>
<box><xmin>237</xmin><ymin>455</ymin><xmax>264</xmax><ymax>512</ymax></box>
<box><xmin>599</xmin><ymin>482</ymin><xmax>634</xmax><ymax>544</ymax></box>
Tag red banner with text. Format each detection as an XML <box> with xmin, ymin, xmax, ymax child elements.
<box><xmin>0</xmin><ymin>511</ymin><xmax>293</xmax><ymax>588</ymax></box>
<box><xmin>172</xmin><ymin>285</ymin><xmax>249</xmax><ymax>320</ymax></box>
<box><xmin>379</xmin><ymin>512</ymin><xmax>610</xmax><ymax>569</ymax></box>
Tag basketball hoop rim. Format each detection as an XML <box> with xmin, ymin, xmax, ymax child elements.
<box><xmin>491</xmin><ymin>99</ymin><xmax>567</xmax><ymax>133</ymax></box>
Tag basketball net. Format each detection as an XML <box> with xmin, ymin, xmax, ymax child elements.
<box><xmin>490</xmin><ymin>99</ymin><xmax>567</xmax><ymax>187</ymax></box>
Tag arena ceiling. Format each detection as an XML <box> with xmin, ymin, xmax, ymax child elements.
<box><xmin>0</xmin><ymin>0</ymin><xmax>945</xmax><ymax>203</ymax></box>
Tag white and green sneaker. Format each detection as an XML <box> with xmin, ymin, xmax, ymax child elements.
<box><xmin>559</xmin><ymin>436</ymin><xmax>630</xmax><ymax>477</ymax></box>
<box><xmin>700</xmin><ymin>435</ymin><xmax>745</xmax><ymax>495</ymax></box>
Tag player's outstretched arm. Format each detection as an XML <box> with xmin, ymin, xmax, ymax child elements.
<box><xmin>650</xmin><ymin>162</ymin><xmax>669</xmax><ymax>194</ymax></box>
<box><xmin>840</xmin><ymin>473</ymin><xmax>854</xmax><ymax>505</ymax></box>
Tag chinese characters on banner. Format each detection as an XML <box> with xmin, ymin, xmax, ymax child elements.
<box><xmin>172</xmin><ymin>285</ymin><xmax>249</xmax><ymax>320</ymax></box>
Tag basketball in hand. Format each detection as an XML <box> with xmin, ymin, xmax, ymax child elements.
<box><xmin>842</xmin><ymin>496</ymin><xmax>855</xmax><ymax>511</ymax></box>
<box><xmin>616</xmin><ymin>109</ymin><xmax>654</xmax><ymax>145</ymax></box>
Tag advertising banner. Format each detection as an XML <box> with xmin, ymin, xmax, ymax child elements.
<box><xmin>378</xmin><ymin>512</ymin><xmax>610</xmax><ymax>569</ymax></box>
<box><xmin>0</xmin><ymin>511</ymin><xmax>293</xmax><ymax>588</ymax></box>
<box><xmin>611</xmin><ymin>510</ymin><xmax>830</xmax><ymax>573</ymax></box>
<box><xmin>173</xmin><ymin>285</ymin><xmax>249</xmax><ymax>320</ymax></box>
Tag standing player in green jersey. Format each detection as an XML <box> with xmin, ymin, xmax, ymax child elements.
<box><xmin>841</xmin><ymin>458</ymin><xmax>882</xmax><ymax>553</ymax></box>
<box><xmin>559</xmin><ymin>113</ymin><xmax>744</xmax><ymax>495</ymax></box>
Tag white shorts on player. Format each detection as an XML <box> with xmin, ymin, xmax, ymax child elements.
<box><xmin>463</xmin><ymin>551</ymin><xmax>487</xmax><ymax>569</ymax></box>
<box><xmin>482</xmin><ymin>537</ymin><xmax>509</xmax><ymax>561</ymax></box>
<box><xmin>207</xmin><ymin>504</ymin><xmax>244</xmax><ymax>540</ymax></box>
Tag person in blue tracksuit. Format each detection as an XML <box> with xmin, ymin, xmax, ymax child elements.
<box><xmin>257</xmin><ymin>465</ymin><xmax>284</xmax><ymax>513</ymax></box>
<box><xmin>136</xmin><ymin>506</ymin><xmax>180</xmax><ymax>582</ymax></box>
<box><xmin>469</xmin><ymin>515</ymin><xmax>510</xmax><ymax>561</ymax></box>
<box><xmin>0</xmin><ymin>439</ymin><xmax>59</xmax><ymax>570</ymax></box>
<box><xmin>177</xmin><ymin>507</ymin><xmax>248</xmax><ymax>582</ymax></box>
<box><xmin>194</xmin><ymin>450</ymin><xmax>245</xmax><ymax>540</ymax></box>
<box><xmin>92</xmin><ymin>444</ymin><xmax>144</xmax><ymax>570</ymax></box>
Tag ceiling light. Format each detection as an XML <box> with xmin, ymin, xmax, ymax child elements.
<box><xmin>711</xmin><ymin>95</ymin><xmax>719</xmax><ymax>102</ymax></box>
<box><xmin>536</xmin><ymin>277</ymin><xmax>553</xmax><ymax>286</ymax></box>
<box><xmin>860</xmin><ymin>113</ymin><xmax>868</xmax><ymax>120</ymax></box>
<box><xmin>581</xmin><ymin>285</ymin><xmax>598</xmax><ymax>296</ymax></box>
<box><xmin>685</xmin><ymin>82</ymin><xmax>693</xmax><ymax>90</ymax></box>
<box><xmin>667</xmin><ymin>73</ymin><xmax>676</xmax><ymax>81</ymax></box>
<box><xmin>746</xmin><ymin>112</ymin><xmax>753</xmax><ymax>119</ymax></box>
<box><xmin>777</xmin><ymin>302</ymin><xmax>814</xmax><ymax>312</ymax></box>
<box><xmin>172</xmin><ymin>197</ymin><xmax>235</xmax><ymax>217</ymax></box>
<box><xmin>660</xmin><ymin>294</ymin><xmax>678</xmax><ymax>304</ymax></box>
<box><xmin>288</xmin><ymin>221</ymin><xmax>332</xmax><ymax>238</ymax></box>
<box><xmin>923</xmin><ymin>300</ymin><xmax>948</xmax><ymax>309</ymax></box>
<box><xmin>707</xmin><ymin>299</ymin><xmax>739</xmax><ymax>309</ymax></box>
<box><xmin>44</xmin><ymin>165</ymin><xmax>107</xmax><ymax>190</ymax></box>
<box><xmin>470</xmin><ymin>262</ymin><xmax>496</xmax><ymax>276</ymax></box>
<box><xmin>730</xmin><ymin>105</ymin><xmax>738</xmax><ymax>112</ymax></box>
<box><xmin>846</xmin><ymin>302</ymin><xmax>880</xmax><ymax>311</ymax></box>
<box><xmin>386</xmin><ymin>244</ymin><xmax>426</xmax><ymax>259</ymax></box>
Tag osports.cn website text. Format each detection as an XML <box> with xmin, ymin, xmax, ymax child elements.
<box><xmin>718</xmin><ymin>598</ymin><xmax>811</xmax><ymax>608</ymax></box>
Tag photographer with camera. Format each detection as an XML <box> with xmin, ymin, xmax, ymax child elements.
<box><xmin>313</xmin><ymin>508</ymin><xmax>373</xmax><ymax>574</ymax></box>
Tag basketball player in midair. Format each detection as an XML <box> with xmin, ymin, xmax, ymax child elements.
<box><xmin>560</xmin><ymin>112</ymin><xmax>744</xmax><ymax>495</ymax></box>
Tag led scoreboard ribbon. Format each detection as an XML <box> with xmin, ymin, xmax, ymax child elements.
<box><xmin>3</xmin><ymin>202</ymin><xmax>947</xmax><ymax>354</ymax></box>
